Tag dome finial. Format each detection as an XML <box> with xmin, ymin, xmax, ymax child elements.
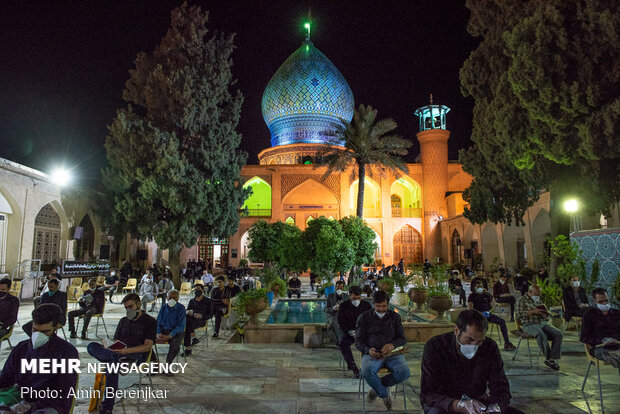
<box><xmin>429</xmin><ymin>93</ymin><xmax>433</xmax><ymax>104</ymax></box>
<box><xmin>304</xmin><ymin>7</ymin><xmax>312</xmax><ymax>41</ymax></box>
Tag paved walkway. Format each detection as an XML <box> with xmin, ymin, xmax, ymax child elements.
<box><xmin>2</xmin><ymin>294</ymin><xmax>619</xmax><ymax>413</ymax></box>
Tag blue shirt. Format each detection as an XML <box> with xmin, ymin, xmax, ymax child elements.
<box><xmin>156</xmin><ymin>302</ymin><xmax>186</xmax><ymax>337</ymax></box>
<box><xmin>0</xmin><ymin>334</ymin><xmax>78</xmax><ymax>413</ymax></box>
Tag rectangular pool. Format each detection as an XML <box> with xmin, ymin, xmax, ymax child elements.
<box><xmin>266</xmin><ymin>299</ymin><xmax>428</xmax><ymax>324</ymax></box>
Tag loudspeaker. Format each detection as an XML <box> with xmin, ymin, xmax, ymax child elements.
<box><xmin>138</xmin><ymin>249</ymin><xmax>148</xmax><ymax>260</ymax></box>
<box><xmin>99</xmin><ymin>245</ymin><xmax>110</xmax><ymax>260</ymax></box>
<box><xmin>74</xmin><ymin>226</ymin><xmax>83</xmax><ymax>240</ymax></box>
<box><xmin>464</xmin><ymin>249</ymin><xmax>472</xmax><ymax>259</ymax></box>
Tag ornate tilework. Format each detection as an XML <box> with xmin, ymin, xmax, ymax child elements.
<box><xmin>572</xmin><ymin>229</ymin><xmax>620</xmax><ymax>293</ymax></box>
<box><xmin>262</xmin><ymin>40</ymin><xmax>354</xmax><ymax>148</ymax></box>
<box><xmin>281</xmin><ymin>175</ymin><xmax>340</xmax><ymax>201</ymax></box>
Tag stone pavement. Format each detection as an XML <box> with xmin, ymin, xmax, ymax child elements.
<box><xmin>1</xmin><ymin>295</ymin><xmax>619</xmax><ymax>413</ymax></box>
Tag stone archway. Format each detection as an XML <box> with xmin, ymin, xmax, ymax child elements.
<box><xmin>393</xmin><ymin>225</ymin><xmax>423</xmax><ymax>266</ymax></box>
<box><xmin>451</xmin><ymin>229</ymin><xmax>463</xmax><ymax>264</ymax></box>
<box><xmin>33</xmin><ymin>203</ymin><xmax>61</xmax><ymax>265</ymax></box>
<box><xmin>75</xmin><ymin>214</ymin><xmax>95</xmax><ymax>261</ymax></box>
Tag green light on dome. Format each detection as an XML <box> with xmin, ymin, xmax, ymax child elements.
<box><xmin>304</xmin><ymin>22</ymin><xmax>311</xmax><ymax>39</ymax></box>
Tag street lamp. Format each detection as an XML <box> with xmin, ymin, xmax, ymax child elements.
<box><xmin>50</xmin><ymin>167</ymin><xmax>72</xmax><ymax>187</ymax></box>
<box><xmin>563</xmin><ymin>198</ymin><xmax>580</xmax><ymax>233</ymax></box>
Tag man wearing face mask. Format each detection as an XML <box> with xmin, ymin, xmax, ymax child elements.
<box><xmin>356</xmin><ymin>290</ymin><xmax>409</xmax><ymax>410</ymax></box>
<box><xmin>0</xmin><ymin>278</ymin><xmax>19</xmax><ymax>340</ymax></box>
<box><xmin>181</xmin><ymin>283</ymin><xmax>213</xmax><ymax>357</ymax></box>
<box><xmin>448</xmin><ymin>271</ymin><xmax>467</xmax><ymax>307</ymax></box>
<box><xmin>326</xmin><ymin>280</ymin><xmax>349</xmax><ymax>344</ymax></box>
<box><xmin>562</xmin><ymin>275</ymin><xmax>589</xmax><ymax>323</ymax></box>
<box><xmin>492</xmin><ymin>275</ymin><xmax>515</xmax><ymax>321</ymax></box>
<box><xmin>155</xmin><ymin>290</ymin><xmax>186</xmax><ymax>372</ymax></box>
<box><xmin>468</xmin><ymin>281</ymin><xmax>516</xmax><ymax>351</ymax></box>
<box><xmin>139</xmin><ymin>275</ymin><xmax>159</xmax><ymax>312</ymax></box>
<box><xmin>68</xmin><ymin>278</ymin><xmax>105</xmax><ymax>339</ymax></box>
<box><xmin>211</xmin><ymin>276</ymin><xmax>231</xmax><ymax>338</ymax></box>
<box><xmin>516</xmin><ymin>284</ymin><xmax>563</xmax><ymax>370</ymax></box>
<box><xmin>421</xmin><ymin>309</ymin><xmax>524</xmax><ymax>414</ymax></box>
<box><xmin>337</xmin><ymin>285</ymin><xmax>372</xmax><ymax>378</ymax></box>
<box><xmin>33</xmin><ymin>270</ymin><xmax>62</xmax><ymax>307</ymax></box>
<box><xmin>87</xmin><ymin>293</ymin><xmax>156</xmax><ymax>413</ymax></box>
<box><xmin>23</xmin><ymin>279</ymin><xmax>67</xmax><ymax>337</ymax></box>
<box><xmin>158</xmin><ymin>273</ymin><xmax>175</xmax><ymax>308</ymax></box>
<box><xmin>103</xmin><ymin>269</ymin><xmax>120</xmax><ymax>303</ymax></box>
<box><xmin>580</xmin><ymin>288</ymin><xmax>620</xmax><ymax>375</ymax></box>
<box><xmin>0</xmin><ymin>304</ymin><xmax>78</xmax><ymax>414</ymax></box>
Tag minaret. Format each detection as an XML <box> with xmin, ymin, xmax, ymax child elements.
<box><xmin>414</xmin><ymin>95</ymin><xmax>450</xmax><ymax>261</ymax></box>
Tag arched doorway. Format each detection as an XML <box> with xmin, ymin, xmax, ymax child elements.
<box><xmin>391</xmin><ymin>195</ymin><xmax>402</xmax><ymax>217</ymax></box>
<box><xmin>393</xmin><ymin>225</ymin><xmax>423</xmax><ymax>266</ymax></box>
<box><xmin>243</xmin><ymin>177</ymin><xmax>272</xmax><ymax>217</ymax></box>
<box><xmin>75</xmin><ymin>214</ymin><xmax>95</xmax><ymax>261</ymax></box>
<box><xmin>390</xmin><ymin>176</ymin><xmax>422</xmax><ymax>217</ymax></box>
<box><xmin>451</xmin><ymin>229</ymin><xmax>463</xmax><ymax>264</ymax></box>
<box><xmin>33</xmin><ymin>203</ymin><xmax>61</xmax><ymax>265</ymax></box>
<box><xmin>373</xmin><ymin>231</ymin><xmax>382</xmax><ymax>263</ymax></box>
<box><xmin>198</xmin><ymin>237</ymin><xmax>229</xmax><ymax>271</ymax></box>
<box><xmin>240</xmin><ymin>231</ymin><xmax>250</xmax><ymax>260</ymax></box>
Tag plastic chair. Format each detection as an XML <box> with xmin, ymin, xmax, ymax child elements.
<box><xmin>561</xmin><ymin>301</ymin><xmax>582</xmax><ymax>336</ymax></box>
<box><xmin>511</xmin><ymin>319</ymin><xmax>540</xmax><ymax>367</ymax></box>
<box><xmin>581</xmin><ymin>343</ymin><xmax>612</xmax><ymax>413</ymax></box>
<box><xmin>75</xmin><ymin>302</ymin><xmax>109</xmax><ymax>338</ymax></box>
<box><xmin>96</xmin><ymin>275</ymin><xmax>105</xmax><ymax>286</ymax></box>
<box><xmin>81</xmin><ymin>282</ymin><xmax>90</xmax><ymax>291</ymax></box>
<box><xmin>123</xmin><ymin>278</ymin><xmax>137</xmax><ymax>293</ymax></box>
<box><xmin>137</xmin><ymin>347</ymin><xmax>154</xmax><ymax>410</ymax></box>
<box><xmin>71</xmin><ymin>278</ymin><xmax>82</xmax><ymax>287</ymax></box>
<box><xmin>488</xmin><ymin>321</ymin><xmax>503</xmax><ymax>346</ymax></box>
<box><xmin>179</xmin><ymin>282</ymin><xmax>192</xmax><ymax>303</ymax></box>
<box><xmin>0</xmin><ymin>324</ymin><xmax>14</xmax><ymax>351</ymax></box>
<box><xmin>358</xmin><ymin>366</ymin><xmax>408</xmax><ymax>413</ymax></box>
<box><xmin>67</xmin><ymin>286</ymin><xmax>83</xmax><ymax>310</ymax></box>
<box><xmin>9</xmin><ymin>281</ymin><xmax>22</xmax><ymax>300</ymax></box>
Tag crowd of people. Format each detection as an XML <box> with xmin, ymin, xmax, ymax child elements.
<box><xmin>0</xmin><ymin>259</ymin><xmax>619</xmax><ymax>413</ymax></box>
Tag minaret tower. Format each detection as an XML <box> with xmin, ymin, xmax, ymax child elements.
<box><xmin>414</xmin><ymin>95</ymin><xmax>450</xmax><ymax>261</ymax></box>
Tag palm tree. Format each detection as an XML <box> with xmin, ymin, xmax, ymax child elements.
<box><xmin>319</xmin><ymin>104</ymin><xmax>412</xmax><ymax>218</ymax></box>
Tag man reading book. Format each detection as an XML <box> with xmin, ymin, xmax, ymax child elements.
<box><xmin>68</xmin><ymin>278</ymin><xmax>104</xmax><ymax>339</ymax></box>
<box><xmin>87</xmin><ymin>293</ymin><xmax>156</xmax><ymax>414</ymax></box>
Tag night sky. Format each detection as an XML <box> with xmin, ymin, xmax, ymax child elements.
<box><xmin>0</xmin><ymin>0</ymin><xmax>479</xmax><ymax>185</ymax></box>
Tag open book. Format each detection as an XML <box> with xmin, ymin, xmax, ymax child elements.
<box><xmin>383</xmin><ymin>345</ymin><xmax>408</xmax><ymax>359</ymax></box>
<box><xmin>102</xmin><ymin>338</ymin><xmax>127</xmax><ymax>350</ymax></box>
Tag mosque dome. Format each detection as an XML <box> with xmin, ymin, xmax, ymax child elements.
<box><xmin>261</xmin><ymin>40</ymin><xmax>354</xmax><ymax>148</ymax></box>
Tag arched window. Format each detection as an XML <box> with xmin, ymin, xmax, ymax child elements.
<box><xmin>390</xmin><ymin>177</ymin><xmax>422</xmax><ymax>217</ymax></box>
<box><xmin>243</xmin><ymin>177</ymin><xmax>272</xmax><ymax>216</ymax></box>
<box><xmin>302</xmin><ymin>156</ymin><xmax>313</xmax><ymax>165</ymax></box>
<box><xmin>285</xmin><ymin>216</ymin><xmax>295</xmax><ymax>226</ymax></box>
<box><xmin>306</xmin><ymin>216</ymin><xmax>315</xmax><ymax>225</ymax></box>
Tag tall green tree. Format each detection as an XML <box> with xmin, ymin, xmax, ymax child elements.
<box><xmin>101</xmin><ymin>3</ymin><xmax>249</xmax><ymax>250</ymax></box>
<box><xmin>302</xmin><ymin>217</ymin><xmax>354</xmax><ymax>280</ymax></box>
<box><xmin>460</xmin><ymin>0</ymin><xmax>619</xmax><ymax>230</ymax></box>
<box><xmin>339</xmin><ymin>216</ymin><xmax>377</xmax><ymax>266</ymax></box>
<box><xmin>247</xmin><ymin>220</ymin><xmax>304</xmax><ymax>270</ymax></box>
<box><xmin>319</xmin><ymin>104</ymin><xmax>412</xmax><ymax>218</ymax></box>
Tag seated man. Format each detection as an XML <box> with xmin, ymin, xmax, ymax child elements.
<box><xmin>211</xmin><ymin>276</ymin><xmax>231</xmax><ymax>338</ymax></box>
<box><xmin>356</xmin><ymin>290</ymin><xmax>410</xmax><ymax>410</ymax></box>
<box><xmin>287</xmin><ymin>272</ymin><xmax>302</xmax><ymax>299</ymax></box>
<box><xmin>448</xmin><ymin>271</ymin><xmax>467</xmax><ymax>307</ymax></box>
<box><xmin>512</xmin><ymin>272</ymin><xmax>529</xmax><ymax>295</ymax></box>
<box><xmin>23</xmin><ymin>279</ymin><xmax>67</xmax><ymax>337</ymax></box>
<box><xmin>421</xmin><ymin>309</ymin><xmax>524</xmax><ymax>414</ymax></box>
<box><xmin>580</xmin><ymin>288</ymin><xmax>620</xmax><ymax>375</ymax></box>
<box><xmin>87</xmin><ymin>293</ymin><xmax>156</xmax><ymax>414</ymax></box>
<box><xmin>103</xmin><ymin>269</ymin><xmax>119</xmax><ymax>303</ymax></box>
<box><xmin>338</xmin><ymin>285</ymin><xmax>372</xmax><ymax>377</ymax></box>
<box><xmin>470</xmin><ymin>274</ymin><xmax>488</xmax><ymax>291</ymax></box>
<box><xmin>225</xmin><ymin>278</ymin><xmax>241</xmax><ymax>298</ymax></box>
<box><xmin>182</xmin><ymin>283</ymin><xmax>212</xmax><ymax>356</ymax></box>
<box><xmin>0</xmin><ymin>304</ymin><xmax>78</xmax><ymax>413</ymax></box>
<box><xmin>156</xmin><ymin>289</ymin><xmax>186</xmax><ymax>373</ymax></box>
<box><xmin>492</xmin><ymin>274</ymin><xmax>516</xmax><ymax>321</ymax></box>
<box><xmin>158</xmin><ymin>272</ymin><xmax>174</xmax><ymax>308</ymax></box>
<box><xmin>562</xmin><ymin>275</ymin><xmax>589</xmax><ymax>322</ymax></box>
<box><xmin>326</xmin><ymin>280</ymin><xmax>348</xmax><ymax>344</ymax></box>
<box><xmin>68</xmin><ymin>278</ymin><xmax>105</xmax><ymax>339</ymax></box>
<box><xmin>0</xmin><ymin>278</ymin><xmax>19</xmax><ymax>339</ymax></box>
<box><xmin>516</xmin><ymin>284</ymin><xmax>563</xmax><ymax>370</ymax></box>
<box><xmin>33</xmin><ymin>270</ymin><xmax>62</xmax><ymax>307</ymax></box>
<box><xmin>139</xmin><ymin>275</ymin><xmax>159</xmax><ymax>311</ymax></box>
<box><xmin>201</xmin><ymin>270</ymin><xmax>215</xmax><ymax>294</ymax></box>
<box><xmin>468</xmin><ymin>281</ymin><xmax>515</xmax><ymax>350</ymax></box>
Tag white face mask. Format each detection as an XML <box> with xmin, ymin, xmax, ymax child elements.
<box><xmin>456</xmin><ymin>334</ymin><xmax>479</xmax><ymax>359</ymax></box>
<box><xmin>167</xmin><ymin>299</ymin><xmax>177</xmax><ymax>308</ymax></box>
<box><xmin>476</xmin><ymin>287</ymin><xmax>484</xmax><ymax>293</ymax></box>
<box><xmin>351</xmin><ymin>300</ymin><xmax>361</xmax><ymax>307</ymax></box>
<box><xmin>597</xmin><ymin>303</ymin><xmax>611</xmax><ymax>312</ymax></box>
<box><xmin>336</xmin><ymin>289</ymin><xmax>343</xmax><ymax>296</ymax></box>
<box><xmin>572</xmin><ymin>281</ymin><xmax>580</xmax><ymax>288</ymax></box>
<box><xmin>375</xmin><ymin>311</ymin><xmax>386</xmax><ymax>318</ymax></box>
<box><xmin>531</xmin><ymin>295</ymin><xmax>540</xmax><ymax>303</ymax></box>
<box><xmin>32</xmin><ymin>331</ymin><xmax>51</xmax><ymax>349</ymax></box>
<box><xmin>499</xmin><ymin>280</ymin><xmax>505</xmax><ymax>285</ymax></box>
<box><xmin>111</xmin><ymin>271</ymin><xmax>116</xmax><ymax>276</ymax></box>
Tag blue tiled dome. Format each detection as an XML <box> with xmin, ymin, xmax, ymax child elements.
<box><xmin>261</xmin><ymin>40</ymin><xmax>354</xmax><ymax>147</ymax></box>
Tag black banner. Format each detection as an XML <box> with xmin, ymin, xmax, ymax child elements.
<box><xmin>62</xmin><ymin>261</ymin><xmax>111</xmax><ymax>274</ymax></box>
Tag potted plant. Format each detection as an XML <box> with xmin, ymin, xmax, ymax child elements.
<box><xmin>236</xmin><ymin>288</ymin><xmax>268</xmax><ymax>326</ymax></box>
<box><xmin>391</xmin><ymin>271</ymin><xmax>413</xmax><ymax>305</ymax></box>
<box><xmin>409</xmin><ymin>284</ymin><xmax>427</xmax><ymax>311</ymax></box>
<box><xmin>378</xmin><ymin>277</ymin><xmax>395</xmax><ymax>299</ymax></box>
<box><xmin>427</xmin><ymin>284</ymin><xmax>452</xmax><ymax>324</ymax></box>
<box><xmin>239</xmin><ymin>258</ymin><xmax>249</xmax><ymax>268</ymax></box>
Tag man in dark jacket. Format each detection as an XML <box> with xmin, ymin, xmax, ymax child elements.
<box><xmin>356</xmin><ymin>290</ymin><xmax>409</xmax><ymax>410</ymax></box>
<box><xmin>182</xmin><ymin>283</ymin><xmax>212</xmax><ymax>356</ymax></box>
<box><xmin>580</xmin><ymin>288</ymin><xmax>620</xmax><ymax>374</ymax></box>
<box><xmin>421</xmin><ymin>309</ymin><xmax>524</xmax><ymax>414</ymax></box>
<box><xmin>562</xmin><ymin>275</ymin><xmax>589</xmax><ymax>322</ymax></box>
<box><xmin>325</xmin><ymin>280</ymin><xmax>349</xmax><ymax>344</ymax></box>
<box><xmin>23</xmin><ymin>279</ymin><xmax>67</xmax><ymax>337</ymax></box>
<box><xmin>68</xmin><ymin>278</ymin><xmax>105</xmax><ymax>339</ymax></box>
<box><xmin>0</xmin><ymin>278</ymin><xmax>19</xmax><ymax>338</ymax></box>
<box><xmin>337</xmin><ymin>285</ymin><xmax>372</xmax><ymax>377</ymax></box>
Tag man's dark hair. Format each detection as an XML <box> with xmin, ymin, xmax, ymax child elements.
<box><xmin>0</xmin><ymin>278</ymin><xmax>11</xmax><ymax>288</ymax></box>
<box><xmin>335</xmin><ymin>280</ymin><xmax>345</xmax><ymax>287</ymax></box>
<box><xmin>195</xmin><ymin>283</ymin><xmax>204</xmax><ymax>290</ymax></box>
<box><xmin>373</xmin><ymin>290</ymin><xmax>389</xmax><ymax>304</ymax></box>
<box><xmin>88</xmin><ymin>278</ymin><xmax>97</xmax><ymax>285</ymax></box>
<box><xmin>349</xmin><ymin>285</ymin><xmax>362</xmax><ymax>296</ymax></box>
<box><xmin>48</xmin><ymin>279</ymin><xmax>59</xmax><ymax>287</ymax></box>
<box><xmin>122</xmin><ymin>293</ymin><xmax>141</xmax><ymax>304</ymax></box>
<box><xmin>455</xmin><ymin>309</ymin><xmax>488</xmax><ymax>333</ymax></box>
<box><xmin>216</xmin><ymin>276</ymin><xmax>225</xmax><ymax>282</ymax></box>
<box><xmin>32</xmin><ymin>303</ymin><xmax>62</xmax><ymax>326</ymax></box>
<box><xmin>592</xmin><ymin>287</ymin><xmax>607</xmax><ymax>299</ymax></box>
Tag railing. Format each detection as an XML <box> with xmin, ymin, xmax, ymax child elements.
<box><xmin>362</xmin><ymin>208</ymin><xmax>382</xmax><ymax>218</ymax></box>
<box><xmin>244</xmin><ymin>209</ymin><xmax>272</xmax><ymax>217</ymax></box>
<box><xmin>391</xmin><ymin>208</ymin><xmax>423</xmax><ymax>218</ymax></box>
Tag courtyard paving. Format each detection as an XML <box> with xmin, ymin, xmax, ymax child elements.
<box><xmin>1</xmin><ymin>290</ymin><xmax>619</xmax><ymax>413</ymax></box>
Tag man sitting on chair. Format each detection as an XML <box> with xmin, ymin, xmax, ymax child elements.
<box><xmin>468</xmin><ymin>281</ymin><xmax>516</xmax><ymax>351</ymax></box>
<box><xmin>87</xmin><ymin>293</ymin><xmax>156</xmax><ymax>414</ymax></box>
<box><xmin>182</xmin><ymin>283</ymin><xmax>212</xmax><ymax>357</ymax></box>
<box><xmin>158</xmin><ymin>273</ymin><xmax>174</xmax><ymax>309</ymax></box>
<box><xmin>0</xmin><ymin>304</ymin><xmax>78</xmax><ymax>414</ymax></box>
<box><xmin>448</xmin><ymin>271</ymin><xmax>467</xmax><ymax>307</ymax></box>
<box><xmin>338</xmin><ymin>285</ymin><xmax>372</xmax><ymax>378</ymax></box>
<box><xmin>23</xmin><ymin>279</ymin><xmax>67</xmax><ymax>337</ymax></box>
<box><xmin>516</xmin><ymin>284</ymin><xmax>563</xmax><ymax>370</ymax></box>
<box><xmin>139</xmin><ymin>276</ymin><xmax>158</xmax><ymax>312</ymax></box>
<box><xmin>201</xmin><ymin>269</ymin><xmax>215</xmax><ymax>294</ymax></box>
<box><xmin>562</xmin><ymin>275</ymin><xmax>589</xmax><ymax>323</ymax></box>
<box><xmin>580</xmin><ymin>288</ymin><xmax>620</xmax><ymax>375</ymax></box>
<box><xmin>356</xmin><ymin>290</ymin><xmax>409</xmax><ymax>410</ymax></box>
<box><xmin>103</xmin><ymin>269</ymin><xmax>119</xmax><ymax>303</ymax></box>
<box><xmin>211</xmin><ymin>276</ymin><xmax>231</xmax><ymax>339</ymax></box>
<box><xmin>0</xmin><ymin>278</ymin><xmax>19</xmax><ymax>339</ymax></box>
<box><xmin>492</xmin><ymin>274</ymin><xmax>515</xmax><ymax>321</ymax></box>
<box><xmin>421</xmin><ymin>309</ymin><xmax>524</xmax><ymax>414</ymax></box>
<box><xmin>287</xmin><ymin>272</ymin><xmax>302</xmax><ymax>299</ymax></box>
<box><xmin>68</xmin><ymin>278</ymin><xmax>105</xmax><ymax>339</ymax></box>
<box><xmin>155</xmin><ymin>290</ymin><xmax>186</xmax><ymax>374</ymax></box>
<box><xmin>325</xmin><ymin>280</ymin><xmax>348</xmax><ymax>344</ymax></box>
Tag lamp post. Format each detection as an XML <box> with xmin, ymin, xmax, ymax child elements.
<box><xmin>563</xmin><ymin>199</ymin><xmax>580</xmax><ymax>233</ymax></box>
